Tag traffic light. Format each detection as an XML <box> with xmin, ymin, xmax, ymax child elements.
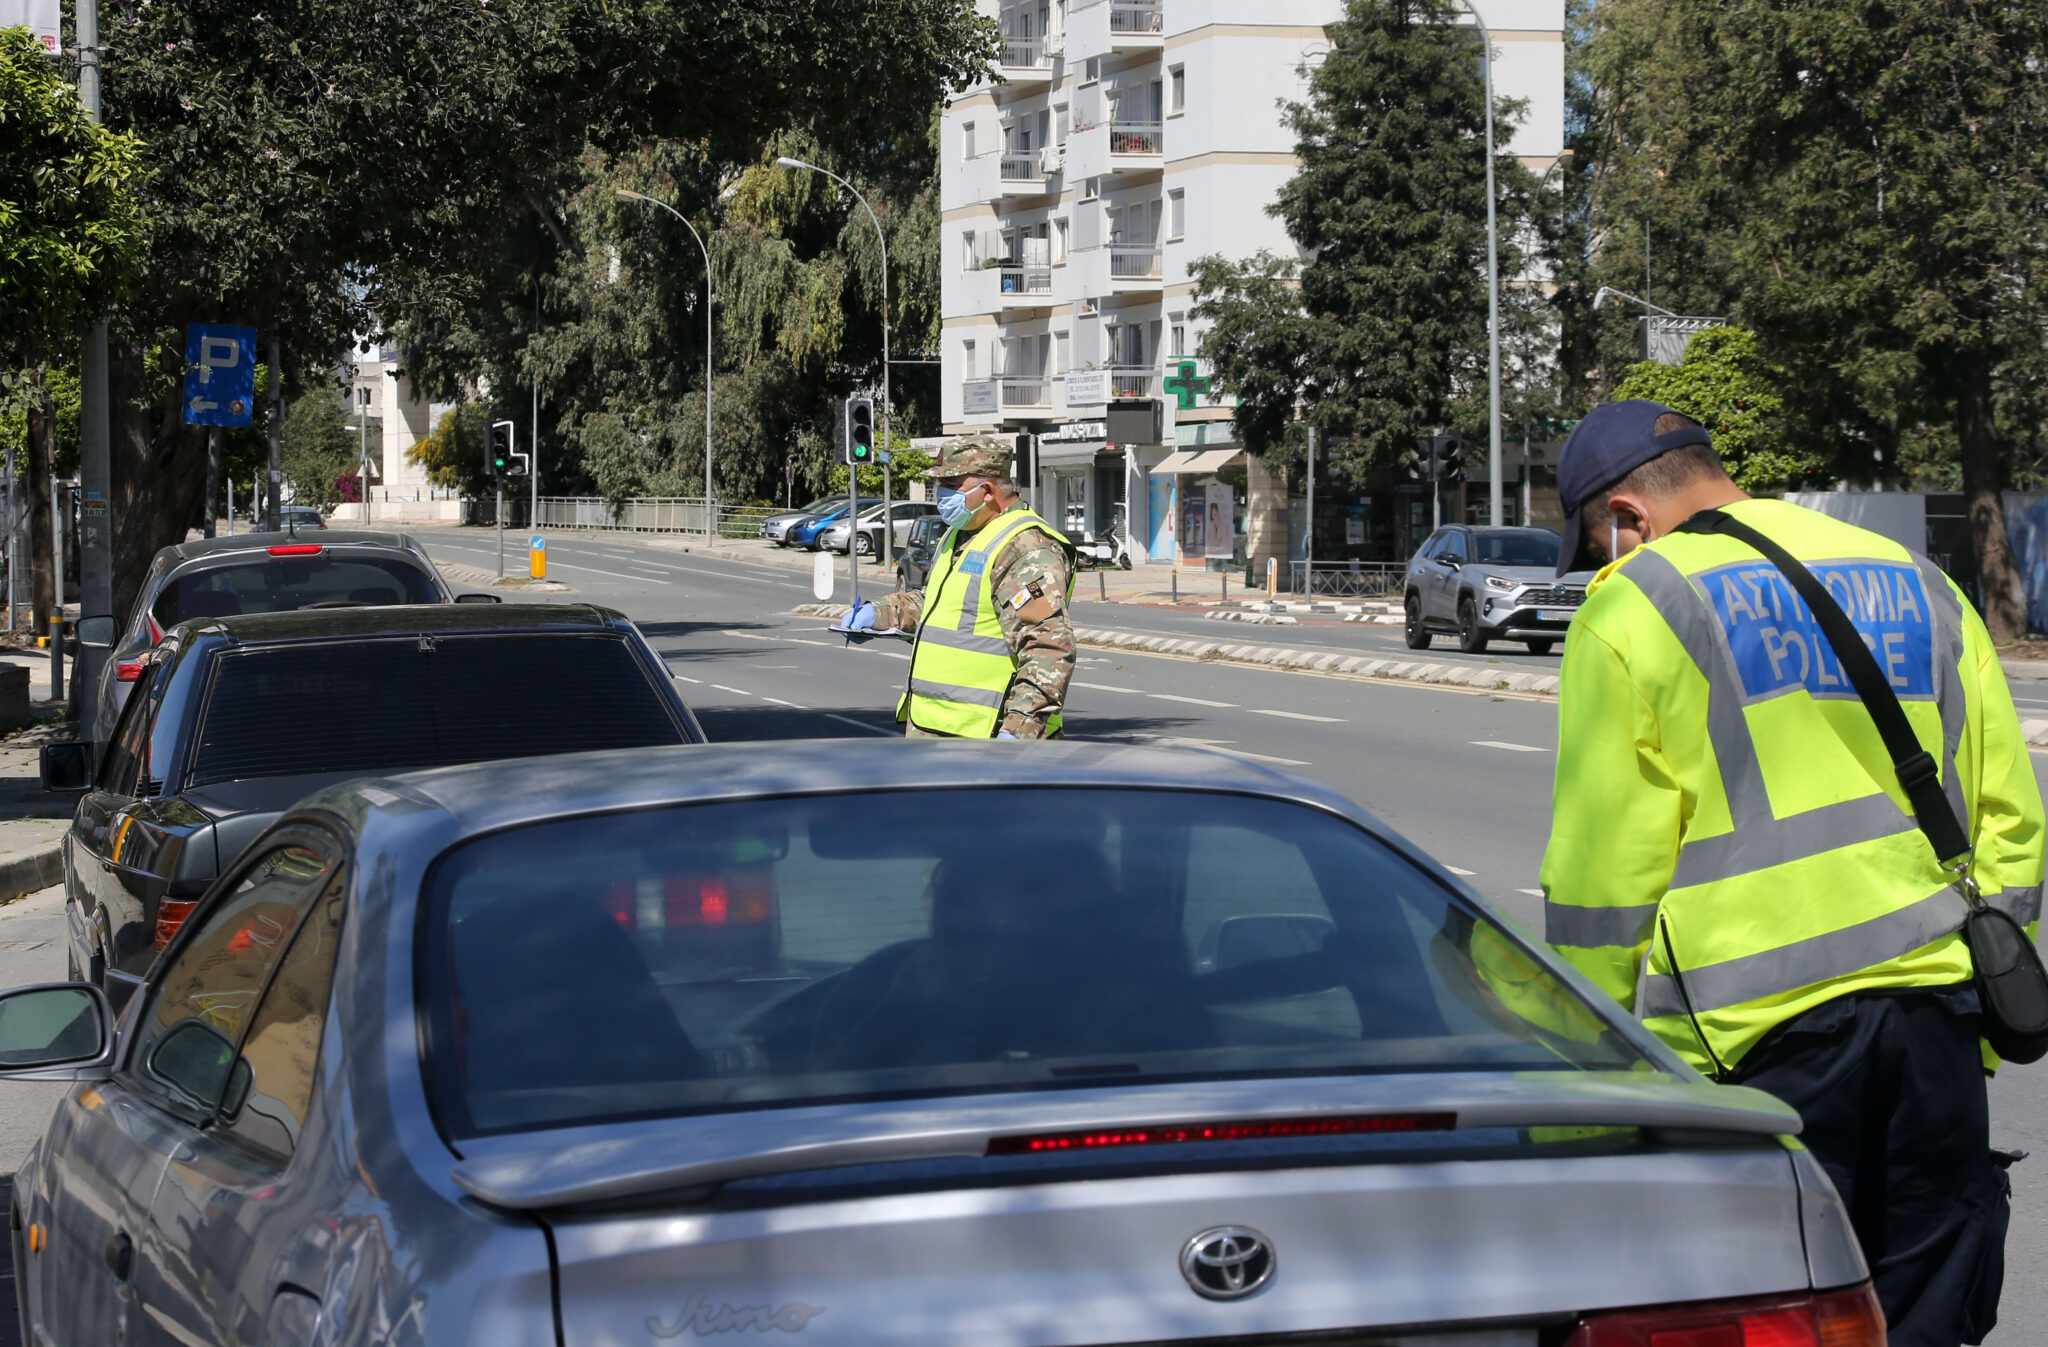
<box><xmin>1432</xmin><ymin>432</ymin><xmax>1467</xmax><ymax>486</ymax></box>
<box><xmin>842</xmin><ymin>397</ymin><xmax>875</xmax><ymax>467</ymax></box>
<box><xmin>489</xmin><ymin>421</ymin><xmax>512</xmax><ymax>477</ymax></box>
<box><xmin>1403</xmin><ymin>440</ymin><xmax>1429</xmax><ymax>481</ymax></box>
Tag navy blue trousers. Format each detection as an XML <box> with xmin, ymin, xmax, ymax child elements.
<box><xmin>1733</xmin><ymin>988</ymin><xmax>2008</xmax><ymax>1347</ymax></box>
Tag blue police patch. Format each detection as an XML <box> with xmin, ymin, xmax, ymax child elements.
<box><xmin>1697</xmin><ymin>560</ymin><xmax>1935</xmax><ymax>702</ymax></box>
<box><xmin>960</xmin><ymin>553</ymin><xmax>987</xmax><ymax>575</ymax></box>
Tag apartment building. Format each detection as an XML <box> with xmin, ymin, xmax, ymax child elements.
<box><xmin>938</xmin><ymin>0</ymin><xmax>1565</xmax><ymax>569</ymax></box>
<box><xmin>329</xmin><ymin>344</ymin><xmax>465</xmax><ymax>523</ymax></box>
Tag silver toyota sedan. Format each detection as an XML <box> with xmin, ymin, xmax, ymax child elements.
<box><xmin>0</xmin><ymin>742</ymin><xmax>1881</xmax><ymax>1347</ymax></box>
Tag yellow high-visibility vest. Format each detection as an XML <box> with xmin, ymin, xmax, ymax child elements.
<box><xmin>896</xmin><ymin>507</ymin><xmax>1073</xmax><ymax>738</ymax></box>
<box><xmin>1541</xmin><ymin>498</ymin><xmax>2045</xmax><ymax>1072</ymax></box>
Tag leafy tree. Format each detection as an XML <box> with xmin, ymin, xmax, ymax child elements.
<box><xmin>88</xmin><ymin>0</ymin><xmax>993</xmax><ymax>617</ymax></box>
<box><xmin>1578</xmin><ymin>0</ymin><xmax>2048</xmax><ymax>639</ymax></box>
<box><xmin>408</xmin><ymin>404</ymin><xmax>495</xmax><ymax>497</ymax></box>
<box><xmin>1191</xmin><ymin>0</ymin><xmax>1540</xmax><ymax>488</ymax></box>
<box><xmin>1609</xmin><ymin>327</ymin><xmax>1817</xmax><ymax>492</ymax></box>
<box><xmin>279</xmin><ymin>393</ymin><xmax>355</xmax><ymax>511</ymax></box>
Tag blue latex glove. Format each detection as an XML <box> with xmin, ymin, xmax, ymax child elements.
<box><xmin>996</xmin><ymin>730</ymin><xmax>1018</xmax><ymax>740</ymax></box>
<box><xmin>846</xmin><ymin>600</ymin><xmax>877</xmax><ymax>631</ymax></box>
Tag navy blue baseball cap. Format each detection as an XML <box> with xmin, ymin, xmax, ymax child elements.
<box><xmin>1554</xmin><ymin>400</ymin><xmax>1714</xmax><ymax>576</ymax></box>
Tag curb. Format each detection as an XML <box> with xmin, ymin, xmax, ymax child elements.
<box><xmin>2023</xmin><ymin>719</ymin><xmax>2048</xmax><ymax>749</ymax></box>
<box><xmin>1204</xmin><ymin>611</ymin><xmax>1299</xmax><ymax>626</ymax></box>
<box><xmin>0</xmin><ymin>844</ymin><xmax>63</xmax><ymax>900</ymax></box>
<box><xmin>790</xmin><ymin>604</ymin><xmax>1560</xmax><ymax>696</ymax></box>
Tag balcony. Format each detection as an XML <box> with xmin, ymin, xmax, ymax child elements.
<box><xmin>998</xmin><ymin>35</ymin><xmax>1056</xmax><ymax>85</ymax></box>
<box><xmin>1068</xmin><ymin>0</ymin><xmax>1162</xmax><ymax>60</ymax></box>
<box><xmin>999</xmin><ymin>153</ymin><xmax>1046</xmax><ymax>196</ymax></box>
<box><xmin>996</xmin><ymin>265</ymin><xmax>1056</xmax><ymax>308</ymax></box>
<box><xmin>1110</xmin><ymin>246</ymin><xmax>1162</xmax><ymax>281</ymax></box>
<box><xmin>1110</xmin><ymin>2</ymin><xmax>1164</xmax><ymax>41</ymax></box>
<box><xmin>961</xmin><ymin>377</ymin><xmax>1056</xmax><ymax>420</ymax></box>
<box><xmin>1108</xmin><ymin>366</ymin><xmax>1159</xmax><ymax>400</ymax></box>
<box><xmin>1066</xmin><ymin>117</ymin><xmax>1163</xmax><ymax>180</ymax></box>
<box><xmin>1071</xmin><ymin>243</ymin><xmax>1162</xmax><ymax>295</ymax></box>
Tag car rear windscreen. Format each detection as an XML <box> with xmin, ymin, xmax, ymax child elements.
<box><xmin>1471</xmin><ymin>533</ymin><xmax>1559</xmax><ymax>568</ymax></box>
<box><xmin>189</xmin><ymin>635</ymin><xmax>684</xmax><ymax>787</ymax></box>
<box><xmin>154</xmin><ymin>556</ymin><xmax>440</xmax><ymax>625</ymax></box>
<box><xmin>421</xmin><ymin>790</ymin><xmax>1647</xmax><ymax>1139</ymax></box>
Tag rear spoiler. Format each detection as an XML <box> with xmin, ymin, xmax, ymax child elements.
<box><xmin>450</xmin><ymin>1072</ymin><xmax>1798</xmax><ymax>1211</ymax></box>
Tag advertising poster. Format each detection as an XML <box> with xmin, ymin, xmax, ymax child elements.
<box><xmin>1181</xmin><ymin>496</ymin><xmax>1206</xmax><ymax>558</ymax></box>
<box><xmin>1204</xmin><ymin>482</ymin><xmax>1234</xmax><ymax>559</ymax></box>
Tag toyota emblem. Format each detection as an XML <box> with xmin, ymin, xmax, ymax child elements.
<box><xmin>1180</xmin><ymin>1226</ymin><xmax>1276</xmax><ymax>1300</ymax></box>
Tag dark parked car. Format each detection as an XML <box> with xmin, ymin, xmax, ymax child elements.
<box><xmin>96</xmin><ymin>530</ymin><xmax>455</xmax><ymax>743</ymax></box>
<box><xmin>896</xmin><ymin>513</ymin><xmax>950</xmax><ymax>590</ymax></box>
<box><xmin>50</xmin><ymin>603</ymin><xmax>704</xmax><ymax>995</ymax></box>
<box><xmin>0</xmin><ymin>741</ymin><xmax>1875</xmax><ymax>1347</ymax></box>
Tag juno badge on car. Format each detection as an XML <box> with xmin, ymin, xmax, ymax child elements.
<box><xmin>1180</xmin><ymin>1226</ymin><xmax>1276</xmax><ymax>1300</ymax></box>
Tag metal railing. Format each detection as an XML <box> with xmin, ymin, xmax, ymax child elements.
<box><xmin>1110</xmin><ymin>246</ymin><xmax>1162</xmax><ymax>279</ymax></box>
<box><xmin>1108</xmin><ymin>121</ymin><xmax>1162</xmax><ymax>155</ymax></box>
<box><xmin>998</xmin><ymin>265</ymin><xmax>1054</xmax><ymax>295</ymax></box>
<box><xmin>486</xmin><ymin>496</ymin><xmax>780</xmax><ymax>539</ymax></box>
<box><xmin>1000</xmin><ymin>378</ymin><xmax>1053</xmax><ymax>407</ymax></box>
<box><xmin>1000</xmin><ymin>154</ymin><xmax>1042</xmax><ymax>181</ymax></box>
<box><xmin>1000</xmin><ymin>36</ymin><xmax>1045</xmax><ymax>67</ymax></box>
<box><xmin>1107</xmin><ymin>366</ymin><xmax>1158</xmax><ymax>399</ymax></box>
<box><xmin>1111</xmin><ymin>2</ymin><xmax>1164</xmax><ymax>34</ymax></box>
<box><xmin>1289</xmin><ymin>561</ymin><xmax>1406</xmax><ymax>598</ymax></box>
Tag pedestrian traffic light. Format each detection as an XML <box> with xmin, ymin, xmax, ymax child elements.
<box><xmin>842</xmin><ymin>397</ymin><xmax>875</xmax><ymax>467</ymax></box>
<box><xmin>489</xmin><ymin>421</ymin><xmax>513</xmax><ymax>477</ymax></box>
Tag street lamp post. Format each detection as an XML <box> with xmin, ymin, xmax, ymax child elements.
<box><xmin>775</xmin><ymin>157</ymin><xmax>892</xmax><ymax>567</ymax></box>
<box><xmin>1457</xmin><ymin>0</ymin><xmax>1503</xmax><ymax>528</ymax></box>
<box><xmin>617</xmin><ymin>190</ymin><xmax>716</xmax><ymax>536</ymax></box>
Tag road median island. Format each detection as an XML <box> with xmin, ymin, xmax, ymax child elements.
<box><xmin>789</xmin><ymin>604</ymin><xmax>1562</xmax><ymax>697</ymax></box>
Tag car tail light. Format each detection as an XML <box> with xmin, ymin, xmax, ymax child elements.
<box><xmin>663</xmin><ymin>872</ymin><xmax>775</xmax><ymax>927</ymax></box>
<box><xmin>145</xmin><ymin>613</ymin><xmax>164</xmax><ymax>646</ymax></box>
<box><xmin>987</xmin><ymin>1112</ymin><xmax>1458</xmax><ymax>1156</ymax></box>
<box><xmin>268</xmin><ymin>543</ymin><xmax>323</xmax><ymax>556</ymax></box>
<box><xmin>155</xmin><ymin>898</ymin><xmax>200</xmax><ymax>949</ymax></box>
<box><xmin>1564</xmin><ymin>1283</ymin><xmax>1886</xmax><ymax>1347</ymax></box>
<box><xmin>116</xmin><ymin>661</ymin><xmax>146</xmax><ymax>682</ymax></box>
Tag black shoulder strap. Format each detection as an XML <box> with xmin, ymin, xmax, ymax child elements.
<box><xmin>1675</xmin><ymin>508</ymin><xmax>1971</xmax><ymax>867</ymax></box>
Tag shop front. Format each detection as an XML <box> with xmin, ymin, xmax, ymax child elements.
<box><xmin>1150</xmin><ymin>445</ymin><xmax>1246</xmax><ymax>569</ymax></box>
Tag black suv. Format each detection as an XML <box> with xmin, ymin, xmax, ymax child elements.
<box><xmin>49</xmin><ymin>604</ymin><xmax>704</xmax><ymax>995</ymax></box>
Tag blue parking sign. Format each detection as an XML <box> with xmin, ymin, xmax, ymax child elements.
<box><xmin>182</xmin><ymin>323</ymin><xmax>258</xmax><ymax>427</ymax></box>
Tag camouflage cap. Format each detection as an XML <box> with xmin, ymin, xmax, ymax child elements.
<box><xmin>934</xmin><ymin>434</ymin><xmax>1016</xmax><ymax>481</ymax></box>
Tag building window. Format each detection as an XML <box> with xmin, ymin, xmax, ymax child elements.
<box><xmin>1053</xmin><ymin>331</ymin><xmax>1070</xmax><ymax>376</ymax></box>
<box><xmin>1168</xmin><ymin>188</ymin><xmax>1185</xmax><ymax>241</ymax></box>
<box><xmin>962</xmin><ymin>230</ymin><xmax>978</xmax><ymax>273</ymax></box>
<box><xmin>963</xmin><ymin>340</ymin><xmax>978</xmax><ymax>381</ymax></box>
<box><xmin>1053</xmin><ymin>217</ymin><xmax>1069</xmax><ymax>263</ymax></box>
<box><xmin>963</xmin><ymin>120</ymin><xmax>977</xmax><ymax>160</ymax></box>
<box><xmin>357</xmin><ymin>386</ymin><xmax>372</xmax><ymax>407</ymax></box>
<box><xmin>1170</xmin><ymin>322</ymin><xmax>1186</xmax><ymax>358</ymax></box>
<box><xmin>1079</xmin><ymin>175</ymin><xmax>1099</xmax><ymax>202</ymax></box>
<box><xmin>1169</xmin><ymin>65</ymin><xmax>1185</xmax><ymax>116</ymax></box>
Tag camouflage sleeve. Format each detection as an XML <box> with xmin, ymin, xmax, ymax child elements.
<box><xmin>988</xmin><ymin>529</ymin><xmax>1077</xmax><ymax>739</ymax></box>
<box><xmin>864</xmin><ymin>589</ymin><xmax>924</xmax><ymax>632</ymax></box>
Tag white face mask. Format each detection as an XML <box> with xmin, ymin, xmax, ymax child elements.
<box><xmin>1610</xmin><ymin>514</ymin><xmax>1621</xmax><ymax>561</ymax></box>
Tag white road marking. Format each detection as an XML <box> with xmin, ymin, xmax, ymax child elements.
<box><xmin>1471</xmin><ymin>740</ymin><xmax>1548</xmax><ymax>753</ymax></box>
<box><xmin>1247</xmin><ymin>708</ymin><xmax>1345</xmax><ymax>723</ymax></box>
<box><xmin>1517</xmin><ymin>888</ymin><xmax>1545</xmax><ymax>897</ymax></box>
<box><xmin>711</xmin><ymin>685</ymin><xmax>751</xmax><ymax>696</ymax></box>
<box><xmin>825</xmin><ymin>713</ymin><xmax>897</xmax><ymax>736</ymax></box>
<box><xmin>1152</xmin><ymin>736</ymin><xmax>1308</xmax><ymax>766</ymax></box>
<box><xmin>1445</xmin><ymin>866</ymin><xmax>1478</xmax><ymax>877</ymax></box>
<box><xmin>671</xmin><ymin>674</ymin><xmax>704</xmax><ymax>684</ymax></box>
<box><xmin>760</xmin><ymin>696</ymin><xmax>801</xmax><ymax>707</ymax></box>
<box><xmin>1075</xmin><ymin>681</ymin><xmax>1143</xmax><ymax>694</ymax></box>
<box><xmin>1150</xmin><ymin>694</ymin><xmax>1236</xmax><ymax>708</ymax></box>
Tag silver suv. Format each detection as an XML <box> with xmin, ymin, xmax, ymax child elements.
<box><xmin>1403</xmin><ymin>525</ymin><xmax>1594</xmax><ymax>655</ymax></box>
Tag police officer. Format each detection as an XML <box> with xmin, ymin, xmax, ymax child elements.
<box><xmin>842</xmin><ymin>435</ymin><xmax>1078</xmax><ymax>739</ymax></box>
<box><xmin>1541</xmin><ymin>400</ymin><xmax>2043</xmax><ymax>1347</ymax></box>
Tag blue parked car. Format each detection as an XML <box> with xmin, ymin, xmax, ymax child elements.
<box><xmin>788</xmin><ymin>497</ymin><xmax>881</xmax><ymax>550</ymax></box>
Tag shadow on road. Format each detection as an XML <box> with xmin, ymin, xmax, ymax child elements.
<box><xmin>638</xmin><ymin>620</ymin><xmax>776</xmax><ymax>641</ymax></box>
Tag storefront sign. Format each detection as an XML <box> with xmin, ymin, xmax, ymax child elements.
<box><xmin>1043</xmin><ymin>421</ymin><xmax>1108</xmax><ymax>442</ymax></box>
<box><xmin>962</xmin><ymin>381</ymin><xmax>999</xmax><ymax>416</ymax></box>
<box><xmin>1064</xmin><ymin>370</ymin><xmax>1110</xmax><ymax>405</ymax></box>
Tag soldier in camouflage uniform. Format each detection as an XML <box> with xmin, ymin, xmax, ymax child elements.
<box><xmin>844</xmin><ymin>435</ymin><xmax>1078</xmax><ymax>739</ymax></box>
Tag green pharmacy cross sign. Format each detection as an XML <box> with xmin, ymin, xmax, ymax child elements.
<box><xmin>1163</xmin><ymin>360</ymin><xmax>1211</xmax><ymax>410</ymax></box>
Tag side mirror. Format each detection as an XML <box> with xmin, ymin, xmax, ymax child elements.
<box><xmin>39</xmin><ymin>742</ymin><xmax>92</xmax><ymax>792</ymax></box>
<box><xmin>0</xmin><ymin>983</ymin><xmax>113</xmax><ymax>1081</ymax></box>
<box><xmin>1441</xmin><ymin>557</ymin><xmax>1461</xmax><ymax>570</ymax></box>
<box><xmin>148</xmin><ymin>1018</ymin><xmax>253</xmax><ymax>1118</ymax></box>
<box><xmin>74</xmin><ymin>615</ymin><xmax>117</xmax><ymax>649</ymax></box>
<box><xmin>453</xmin><ymin>593</ymin><xmax>503</xmax><ymax>604</ymax></box>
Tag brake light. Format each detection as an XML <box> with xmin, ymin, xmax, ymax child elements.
<box><xmin>116</xmin><ymin>661</ymin><xmax>145</xmax><ymax>682</ymax></box>
<box><xmin>268</xmin><ymin>544</ymin><xmax>323</xmax><ymax>556</ymax></box>
<box><xmin>663</xmin><ymin>872</ymin><xmax>774</xmax><ymax>927</ymax></box>
<box><xmin>154</xmin><ymin>898</ymin><xmax>199</xmax><ymax>949</ymax></box>
<box><xmin>1564</xmin><ymin>1283</ymin><xmax>1886</xmax><ymax>1347</ymax></box>
<box><xmin>987</xmin><ymin>1112</ymin><xmax>1458</xmax><ymax>1156</ymax></box>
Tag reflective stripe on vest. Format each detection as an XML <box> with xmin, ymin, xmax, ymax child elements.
<box><xmin>902</xmin><ymin>509</ymin><xmax>1072</xmax><ymax>737</ymax></box>
<box><xmin>1598</xmin><ymin>540</ymin><xmax>1979</xmax><ymax>1048</ymax></box>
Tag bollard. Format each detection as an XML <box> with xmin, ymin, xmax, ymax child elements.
<box><xmin>1222</xmin><ymin>569</ymin><xmax>1229</xmax><ymax>603</ymax></box>
<box><xmin>1098</xmin><ymin>570</ymin><xmax>1106</xmax><ymax>602</ymax></box>
<box><xmin>528</xmin><ymin>534</ymin><xmax>547</xmax><ymax>580</ymax></box>
<box><xmin>49</xmin><ymin>617</ymin><xmax>64</xmax><ymax>702</ymax></box>
<box><xmin>1172</xmin><ymin>569</ymin><xmax>1178</xmax><ymax>604</ymax></box>
<box><xmin>1266</xmin><ymin>556</ymin><xmax>1277</xmax><ymax>599</ymax></box>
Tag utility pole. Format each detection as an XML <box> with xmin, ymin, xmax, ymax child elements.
<box><xmin>1305</xmin><ymin>426</ymin><xmax>1316</xmax><ymax>596</ymax></box>
<box><xmin>203</xmin><ymin>427</ymin><xmax>220</xmax><ymax>537</ymax></box>
<box><xmin>1457</xmin><ymin>0</ymin><xmax>1504</xmax><ymax>527</ymax></box>
<box><xmin>531</xmin><ymin>285</ymin><xmax>541</xmax><ymax>534</ymax></box>
<box><xmin>74</xmin><ymin>0</ymin><xmax>111</xmax><ymax>739</ymax></box>
<box><xmin>267</xmin><ymin>333</ymin><xmax>284</xmax><ymax>532</ymax></box>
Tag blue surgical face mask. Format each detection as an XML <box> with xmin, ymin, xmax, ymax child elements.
<box><xmin>935</xmin><ymin>483</ymin><xmax>982</xmax><ymax>527</ymax></box>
